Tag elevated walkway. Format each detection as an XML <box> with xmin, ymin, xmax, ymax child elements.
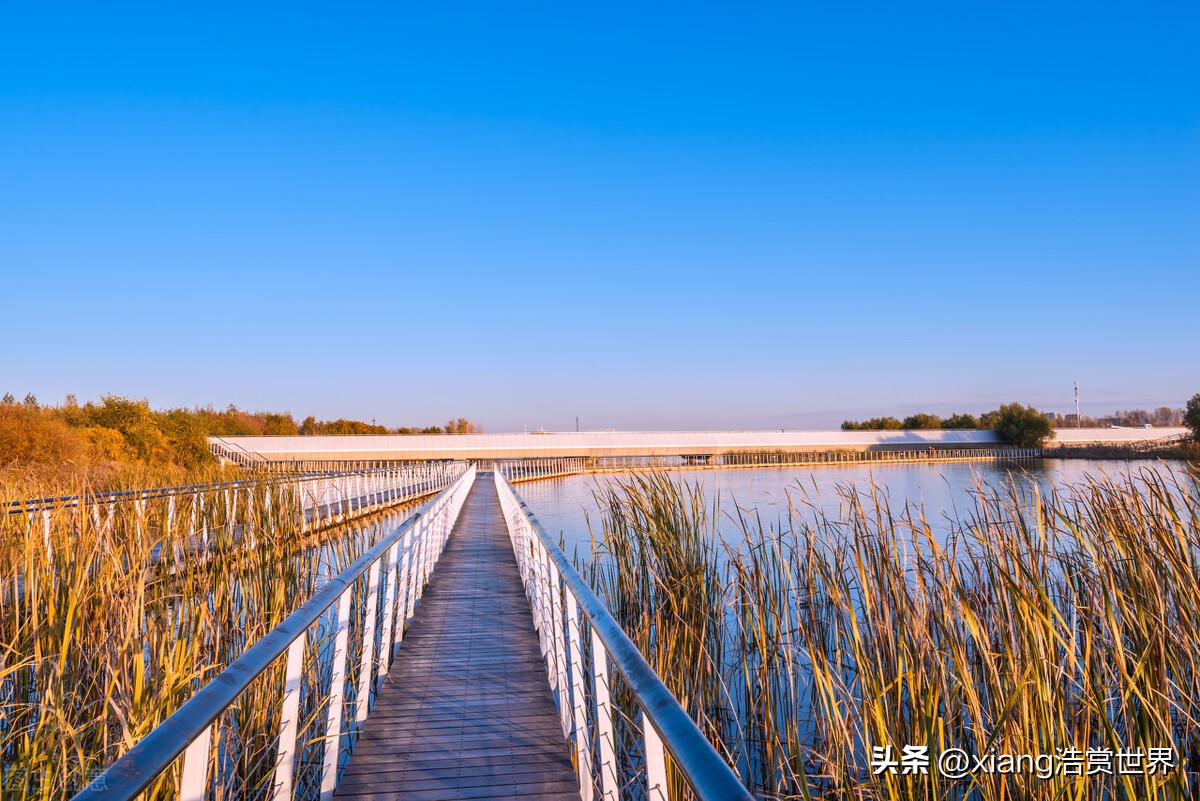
<box><xmin>83</xmin><ymin>467</ymin><xmax>751</xmax><ymax>801</ymax></box>
<box><xmin>335</xmin><ymin>476</ymin><xmax>580</xmax><ymax>800</ymax></box>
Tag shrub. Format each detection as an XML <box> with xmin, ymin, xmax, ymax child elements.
<box><xmin>991</xmin><ymin>402</ymin><xmax>1053</xmax><ymax>448</ymax></box>
<box><xmin>0</xmin><ymin>405</ymin><xmax>90</xmax><ymax>467</ymax></box>
<box><xmin>1185</xmin><ymin>394</ymin><xmax>1200</xmax><ymax>444</ymax></box>
<box><xmin>942</xmin><ymin>412</ymin><xmax>979</xmax><ymax>429</ymax></box>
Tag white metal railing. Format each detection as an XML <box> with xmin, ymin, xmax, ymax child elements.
<box><xmin>494</xmin><ymin>471</ymin><xmax>754</xmax><ymax>801</ymax></box>
<box><xmin>209</xmin><ymin>436</ymin><xmax>271</xmax><ymax>468</ymax></box>
<box><xmin>7</xmin><ymin>463</ymin><xmax>460</xmax><ymax>517</ymax></box>
<box><xmin>496</xmin><ymin>456</ymin><xmax>589</xmax><ymax>482</ymax></box>
<box><xmin>494</xmin><ymin>447</ymin><xmax>1044</xmax><ymax>484</ymax></box>
<box><xmin>77</xmin><ymin>466</ymin><xmax>477</xmax><ymax>800</ymax></box>
<box><xmin>4</xmin><ymin>464</ymin><xmax>463</xmax><ymax>570</ymax></box>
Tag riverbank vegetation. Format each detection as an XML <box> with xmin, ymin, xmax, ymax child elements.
<box><xmin>843</xmin><ymin>402</ymin><xmax>1054</xmax><ymax>447</ymax></box>
<box><xmin>1053</xmin><ymin>405</ymin><xmax>1187</xmax><ymax>429</ymax></box>
<box><xmin>0</xmin><ymin>393</ymin><xmax>482</xmax><ymax>490</ymax></box>
<box><xmin>843</xmin><ymin>403</ymin><xmax>1190</xmax><ymax>433</ymax></box>
<box><xmin>585</xmin><ymin>467</ymin><xmax>1200</xmax><ymax>799</ymax></box>
<box><xmin>1046</xmin><ymin>439</ymin><xmax>1200</xmax><ymax>461</ymax></box>
<box><xmin>0</xmin><ymin>477</ymin><xmax>419</xmax><ymax>798</ymax></box>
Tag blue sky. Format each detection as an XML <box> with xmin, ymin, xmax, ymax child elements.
<box><xmin>2</xmin><ymin>3</ymin><xmax>1197</xmax><ymax>430</ymax></box>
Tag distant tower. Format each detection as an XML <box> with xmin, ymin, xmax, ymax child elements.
<box><xmin>576</xmin><ymin>416</ymin><xmax>580</xmax><ymax>432</ymax></box>
<box><xmin>1074</xmin><ymin>381</ymin><xmax>1080</xmax><ymax>427</ymax></box>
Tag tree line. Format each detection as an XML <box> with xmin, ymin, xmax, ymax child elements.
<box><xmin>841</xmin><ymin>412</ymin><xmax>990</xmax><ymax>431</ymax></box>
<box><xmin>0</xmin><ymin>393</ymin><xmax>483</xmax><ymax>478</ymax></box>
<box><xmin>844</xmin><ymin>404</ymin><xmax>1190</xmax><ymax>433</ymax></box>
<box><xmin>844</xmin><ymin>398</ymin><xmax>1200</xmax><ymax>449</ymax></box>
<box><xmin>1051</xmin><ymin>406</ymin><xmax>1185</xmax><ymax>428</ymax></box>
<box><xmin>842</xmin><ymin>403</ymin><xmax>1054</xmax><ymax>447</ymax></box>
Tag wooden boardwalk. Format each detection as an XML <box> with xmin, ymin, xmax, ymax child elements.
<box><xmin>335</xmin><ymin>475</ymin><xmax>581</xmax><ymax>801</ymax></box>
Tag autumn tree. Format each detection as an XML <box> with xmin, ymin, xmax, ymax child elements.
<box><xmin>263</xmin><ymin>413</ymin><xmax>299</xmax><ymax>435</ymax></box>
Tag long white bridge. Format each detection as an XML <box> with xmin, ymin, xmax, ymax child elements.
<box><xmin>209</xmin><ymin>427</ymin><xmax>1187</xmax><ymax>469</ymax></box>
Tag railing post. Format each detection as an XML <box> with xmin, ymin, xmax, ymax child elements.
<box><xmin>644</xmin><ymin>715</ymin><xmax>669</xmax><ymax>801</ymax></box>
<box><xmin>398</xmin><ymin>532</ymin><xmax>417</xmax><ymax>633</ymax></box>
<box><xmin>377</xmin><ymin>541</ymin><xmax>402</xmax><ymax>690</ymax></box>
<box><xmin>424</xmin><ymin>503</ymin><xmax>442</xmax><ymax>580</ymax></box>
<box><xmin>567</xmin><ymin>594</ymin><xmax>594</xmax><ymax>801</ymax></box>
<box><xmin>592</xmin><ymin>634</ymin><xmax>618</xmax><ymax>801</ymax></box>
<box><xmin>271</xmin><ymin>634</ymin><xmax>307</xmax><ymax>801</ymax></box>
<box><xmin>412</xmin><ymin>519</ymin><xmax>429</xmax><ymax>601</ymax></box>
<box><xmin>134</xmin><ymin>496</ymin><xmax>145</xmax><ymax>543</ymax></box>
<box><xmin>534</xmin><ymin>538</ymin><xmax>553</xmax><ymax>667</ymax></box>
<box><xmin>548</xmin><ymin>560</ymin><xmax>570</xmax><ymax>738</ymax></box>
<box><xmin>355</xmin><ymin>561</ymin><xmax>382</xmax><ymax>731</ymax></box>
<box><xmin>320</xmin><ymin>587</ymin><xmax>354</xmax><ymax>801</ymax></box>
<box><xmin>419</xmin><ymin>512</ymin><xmax>434</xmax><ymax>589</ymax></box>
<box><xmin>300</xmin><ymin>479</ymin><xmax>309</xmax><ymax>533</ymax></box>
<box><xmin>178</xmin><ymin>725</ymin><xmax>212</xmax><ymax>801</ymax></box>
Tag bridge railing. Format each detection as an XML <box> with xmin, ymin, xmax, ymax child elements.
<box><xmin>75</xmin><ymin>466</ymin><xmax>477</xmax><ymax>801</ymax></box>
<box><xmin>496</xmin><ymin>456</ymin><xmax>590</xmax><ymax>482</ymax></box>
<box><xmin>3</xmin><ymin>464</ymin><xmax>465</xmax><ymax>570</ymax></box>
<box><xmin>5</xmin><ymin>462</ymin><xmax>459</xmax><ymax>516</ymax></box>
<box><xmin>209</xmin><ymin>435</ymin><xmax>271</xmax><ymax>469</ymax></box>
<box><xmin>494</xmin><ymin>448</ymin><xmax>1043</xmax><ymax>484</ymax></box>
<box><xmin>494</xmin><ymin>471</ymin><xmax>753</xmax><ymax>801</ymax></box>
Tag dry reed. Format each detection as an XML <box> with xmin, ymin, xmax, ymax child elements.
<box><xmin>585</xmin><ymin>466</ymin><xmax>1200</xmax><ymax>800</ymax></box>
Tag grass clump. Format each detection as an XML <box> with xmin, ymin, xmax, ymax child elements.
<box><xmin>585</xmin><ymin>467</ymin><xmax>1200</xmax><ymax>799</ymax></box>
<box><xmin>0</xmin><ymin>477</ymin><xmax>419</xmax><ymax>799</ymax></box>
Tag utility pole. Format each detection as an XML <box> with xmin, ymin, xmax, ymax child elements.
<box><xmin>1074</xmin><ymin>381</ymin><xmax>1080</xmax><ymax>428</ymax></box>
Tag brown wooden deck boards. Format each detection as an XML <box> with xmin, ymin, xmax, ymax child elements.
<box><xmin>335</xmin><ymin>475</ymin><xmax>581</xmax><ymax>801</ymax></box>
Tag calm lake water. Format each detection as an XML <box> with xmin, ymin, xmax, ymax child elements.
<box><xmin>513</xmin><ymin>458</ymin><xmax>1192</xmax><ymax>554</ymax></box>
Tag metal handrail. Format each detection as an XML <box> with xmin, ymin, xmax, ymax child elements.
<box><xmin>209</xmin><ymin>435</ymin><xmax>270</xmax><ymax>468</ymax></box>
<box><xmin>494</xmin><ymin>471</ymin><xmax>753</xmax><ymax>801</ymax></box>
<box><xmin>493</xmin><ymin>448</ymin><xmax>1044</xmax><ymax>484</ymax></box>
<box><xmin>75</xmin><ymin>466</ymin><xmax>477</xmax><ymax>801</ymax></box>
<box><xmin>3</xmin><ymin>464</ymin><xmax>449</xmax><ymax>514</ymax></box>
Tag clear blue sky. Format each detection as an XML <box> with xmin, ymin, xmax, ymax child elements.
<box><xmin>3</xmin><ymin>3</ymin><xmax>1197</xmax><ymax>430</ymax></box>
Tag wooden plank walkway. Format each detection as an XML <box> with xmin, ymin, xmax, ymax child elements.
<box><xmin>336</xmin><ymin>474</ymin><xmax>581</xmax><ymax>801</ymax></box>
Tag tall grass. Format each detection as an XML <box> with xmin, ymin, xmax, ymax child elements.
<box><xmin>585</xmin><ymin>467</ymin><xmax>1200</xmax><ymax>799</ymax></box>
<box><xmin>0</xmin><ymin>477</ymin><xmax>420</xmax><ymax>799</ymax></box>
<box><xmin>0</xmin><ymin>463</ymin><xmax>244</xmax><ymax>508</ymax></box>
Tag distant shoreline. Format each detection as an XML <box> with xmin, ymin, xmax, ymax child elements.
<box><xmin>1045</xmin><ymin>438</ymin><xmax>1198</xmax><ymax>461</ymax></box>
